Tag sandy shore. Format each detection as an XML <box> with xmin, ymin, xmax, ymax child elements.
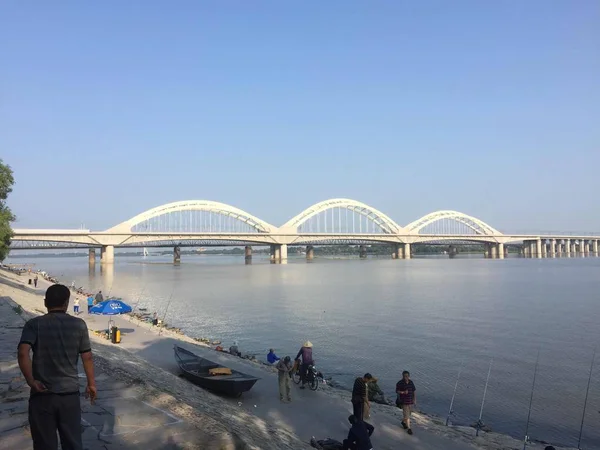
<box><xmin>0</xmin><ymin>268</ymin><xmax>576</xmax><ymax>450</ymax></box>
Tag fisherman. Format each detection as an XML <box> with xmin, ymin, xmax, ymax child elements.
<box><xmin>276</xmin><ymin>356</ymin><xmax>293</xmax><ymax>402</ymax></box>
<box><xmin>94</xmin><ymin>290</ymin><xmax>104</xmax><ymax>304</ymax></box>
<box><xmin>34</xmin><ymin>275</ymin><xmax>38</xmax><ymax>288</ymax></box>
<box><xmin>267</xmin><ymin>348</ymin><xmax>280</xmax><ymax>364</ymax></box>
<box><xmin>396</xmin><ymin>370</ymin><xmax>417</xmax><ymax>435</ymax></box>
<box><xmin>295</xmin><ymin>341</ymin><xmax>314</xmax><ymax>389</ymax></box>
<box><xmin>367</xmin><ymin>377</ymin><xmax>386</xmax><ymax>404</ymax></box>
<box><xmin>343</xmin><ymin>415</ymin><xmax>374</xmax><ymax>450</ymax></box>
<box><xmin>352</xmin><ymin>373</ymin><xmax>373</xmax><ymax>420</ymax></box>
<box><xmin>87</xmin><ymin>294</ymin><xmax>94</xmax><ymax>313</ymax></box>
<box><xmin>229</xmin><ymin>341</ymin><xmax>241</xmax><ymax>357</ymax></box>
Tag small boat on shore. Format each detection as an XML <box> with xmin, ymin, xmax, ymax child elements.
<box><xmin>173</xmin><ymin>345</ymin><xmax>259</xmax><ymax>397</ymax></box>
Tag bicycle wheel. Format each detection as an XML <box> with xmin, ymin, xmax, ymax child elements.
<box><xmin>292</xmin><ymin>369</ymin><xmax>301</xmax><ymax>385</ymax></box>
<box><xmin>309</xmin><ymin>376</ymin><xmax>319</xmax><ymax>391</ymax></box>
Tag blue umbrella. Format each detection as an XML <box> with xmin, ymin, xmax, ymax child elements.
<box><xmin>90</xmin><ymin>300</ymin><xmax>132</xmax><ymax>315</ymax></box>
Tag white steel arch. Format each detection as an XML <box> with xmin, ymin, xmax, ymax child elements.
<box><xmin>281</xmin><ymin>198</ymin><xmax>404</xmax><ymax>234</ymax></box>
<box><xmin>405</xmin><ymin>210</ymin><xmax>502</xmax><ymax>236</ymax></box>
<box><xmin>106</xmin><ymin>200</ymin><xmax>277</xmax><ymax>233</ymax></box>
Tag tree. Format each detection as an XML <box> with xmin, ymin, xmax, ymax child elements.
<box><xmin>0</xmin><ymin>160</ymin><xmax>15</xmax><ymax>262</ymax></box>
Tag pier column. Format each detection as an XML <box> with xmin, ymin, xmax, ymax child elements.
<box><xmin>498</xmin><ymin>243</ymin><xmax>505</xmax><ymax>259</ymax></box>
<box><xmin>100</xmin><ymin>245</ymin><xmax>114</xmax><ymax>264</ymax></box>
<box><xmin>484</xmin><ymin>243</ymin><xmax>491</xmax><ymax>258</ymax></box>
<box><xmin>306</xmin><ymin>245</ymin><xmax>314</xmax><ymax>260</ymax></box>
<box><xmin>565</xmin><ymin>239</ymin><xmax>571</xmax><ymax>257</ymax></box>
<box><xmin>536</xmin><ymin>238</ymin><xmax>542</xmax><ymax>258</ymax></box>
<box><xmin>490</xmin><ymin>244</ymin><xmax>498</xmax><ymax>259</ymax></box>
<box><xmin>280</xmin><ymin>244</ymin><xmax>288</xmax><ymax>260</ymax></box>
<box><xmin>245</xmin><ymin>246</ymin><xmax>252</xmax><ymax>262</ymax></box>
<box><xmin>541</xmin><ymin>241</ymin><xmax>547</xmax><ymax>258</ymax></box>
<box><xmin>270</xmin><ymin>245</ymin><xmax>281</xmax><ymax>262</ymax></box>
<box><xmin>88</xmin><ymin>248</ymin><xmax>96</xmax><ymax>266</ymax></box>
<box><xmin>550</xmin><ymin>239</ymin><xmax>556</xmax><ymax>257</ymax></box>
<box><xmin>404</xmin><ymin>243</ymin><xmax>411</xmax><ymax>259</ymax></box>
<box><xmin>359</xmin><ymin>245</ymin><xmax>367</xmax><ymax>259</ymax></box>
<box><xmin>392</xmin><ymin>243</ymin><xmax>401</xmax><ymax>259</ymax></box>
<box><xmin>594</xmin><ymin>240</ymin><xmax>599</xmax><ymax>256</ymax></box>
<box><xmin>529</xmin><ymin>241</ymin><xmax>536</xmax><ymax>258</ymax></box>
<box><xmin>580</xmin><ymin>240</ymin><xmax>586</xmax><ymax>257</ymax></box>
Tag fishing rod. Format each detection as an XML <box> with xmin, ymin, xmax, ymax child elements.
<box><xmin>476</xmin><ymin>359</ymin><xmax>493</xmax><ymax>437</ymax></box>
<box><xmin>158</xmin><ymin>285</ymin><xmax>176</xmax><ymax>337</ymax></box>
<box><xmin>523</xmin><ymin>349</ymin><xmax>541</xmax><ymax>450</ymax></box>
<box><xmin>577</xmin><ymin>347</ymin><xmax>596</xmax><ymax>450</ymax></box>
<box><xmin>446</xmin><ymin>359</ymin><xmax>465</xmax><ymax>426</ymax></box>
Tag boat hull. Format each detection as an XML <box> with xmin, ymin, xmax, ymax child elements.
<box><xmin>174</xmin><ymin>345</ymin><xmax>259</xmax><ymax>397</ymax></box>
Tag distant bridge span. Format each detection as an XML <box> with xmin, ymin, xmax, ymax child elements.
<box><xmin>10</xmin><ymin>198</ymin><xmax>600</xmax><ymax>262</ymax></box>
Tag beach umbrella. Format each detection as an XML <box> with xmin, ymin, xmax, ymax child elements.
<box><xmin>90</xmin><ymin>300</ymin><xmax>132</xmax><ymax>315</ymax></box>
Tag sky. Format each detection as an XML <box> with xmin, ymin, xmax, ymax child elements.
<box><xmin>2</xmin><ymin>1</ymin><xmax>599</xmax><ymax>233</ymax></box>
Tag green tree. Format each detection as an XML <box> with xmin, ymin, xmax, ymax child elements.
<box><xmin>0</xmin><ymin>160</ymin><xmax>15</xmax><ymax>262</ymax></box>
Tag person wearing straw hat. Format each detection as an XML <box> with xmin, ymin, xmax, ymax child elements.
<box><xmin>295</xmin><ymin>340</ymin><xmax>314</xmax><ymax>389</ymax></box>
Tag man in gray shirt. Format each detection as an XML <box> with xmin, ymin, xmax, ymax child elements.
<box><xmin>18</xmin><ymin>284</ymin><xmax>96</xmax><ymax>450</ymax></box>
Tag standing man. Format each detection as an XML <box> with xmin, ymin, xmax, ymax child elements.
<box><xmin>94</xmin><ymin>290</ymin><xmax>103</xmax><ymax>304</ymax></box>
<box><xmin>295</xmin><ymin>341</ymin><xmax>314</xmax><ymax>389</ymax></box>
<box><xmin>87</xmin><ymin>294</ymin><xmax>94</xmax><ymax>313</ymax></box>
<box><xmin>396</xmin><ymin>370</ymin><xmax>417</xmax><ymax>435</ymax></box>
<box><xmin>17</xmin><ymin>284</ymin><xmax>97</xmax><ymax>450</ymax></box>
<box><xmin>73</xmin><ymin>297</ymin><xmax>80</xmax><ymax>315</ymax></box>
<box><xmin>351</xmin><ymin>373</ymin><xmax>373</xmax><ymax>420</ymax></box>
<box><xmin>33</xmin><ymin>275</ymin><xmax>38</xmax><ymax>288</ymax></box>
<box><xmin>276</xmin><ymin>356</ymin><xmax>293</xmax><ymax>402</ymax></box>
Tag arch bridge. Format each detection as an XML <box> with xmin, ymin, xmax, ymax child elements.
<box><xmin>10</xmin><ymin>198</ymin><xmax>600</xmax><ymax>262</ymax></box>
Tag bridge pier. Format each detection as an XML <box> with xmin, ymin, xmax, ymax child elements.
<box><xmin>403</xmin><ymin>243</ymin><xmax>411</xmax><ymax>259</ymax></box>
<box><xmin>306</xmin><ymin>245</ymin><xmax>314</xmax><ymax>260</ymax></box>
<box><xmin>100</xmin><ymin>245</ymin><xmax>114</xmax><ymax>264</ymax></box>
<box><xmin>565</xmin><ymin>239</ymin><xmax>571</xmax><ymax>257</ymax></box>
<box><xmin>391</xmin><ymin>243</ymin><xmax>401</xmax><ymax>259</ymax></box>
<box><xmin>541</xmin><ymin>241</ymin><xmax>547</xmax><ymax>258</ymax></box>
<box><xmin>88</xmin><ymin>249</ymin><xmax>96</xmax><ymax>267</ymax></box>
<box><xmin>498</xmin><ymin>243</ymin><xmax>505</xmax><ymax>259</ymax></box>
<box><xmin>490</xmin><ymin>244</ymin><xmax>498</xmax><ymax>259</ymax></box>
<box><xmin>245</xmin><ymin>246</ymin><xmax>252</xmax><ymax>262</ymax></box>
<box><xmin>529</xmin><ymin>241</ymin><xmax>536</xmax><ymax>258</ymax></box>
<box><xmin>550</xmin><ymin>239</ymin><xmax>556</xmax><ymax>257</ymax></box>
<box><xmin>269</xmin><ymin>244</ymin><xmax>287</xmax><ymax>262</ymax></box>
<box><xmin>594</xmin><ymin>240</ymin><xmax>599</xmax><ymax>256</ymax></box>
<box><xmin>359</xmin><ymin>245</ymin><xmax>367</xmax><ymax>259</ymax></box>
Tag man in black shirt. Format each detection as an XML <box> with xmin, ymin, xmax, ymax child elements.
<box><xmin>343</xmin><ymin>415</ymin><xmax>374</xmax><ymax>450</ymax></box>
<box><xmin>351</xmin><ymin>373</ymin><xmax>373</xmax><ymax>420</ymax></box>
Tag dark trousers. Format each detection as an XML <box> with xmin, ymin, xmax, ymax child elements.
<box><xmin>300</xmin><ymin>363</ymin><xmax>309</xmax><ymax>384</ymax></box>
<box><xmin>352</xmin><ymin>398</ymin><xmax>364</xmax><ymax>421</ymax></box>
<box><xmin>342</xmin><ymin>439</ymin><xmax>358</xmax><ymax>450</ymax></box>
<box><xmin>29</xmin><ymin>393</ymin><xmax>82</xmax><ymax>450</ymax></box>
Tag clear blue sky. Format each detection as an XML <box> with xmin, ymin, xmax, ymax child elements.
<box><xmin>2</xmin><ymin>1</ymin><xmax>599</xmax><ymax>232</ymax></box>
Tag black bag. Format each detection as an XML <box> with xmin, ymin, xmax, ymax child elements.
<box><xmin>396</xmin><ymin>395</ymin><xmax>403</xmax><ymax>408</ymax></box>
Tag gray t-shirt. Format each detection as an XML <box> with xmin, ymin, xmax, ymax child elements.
<box><xmin>18</xmin><ymin>311</ymin><xmax>91</xmax><ymax>394</ymax></box>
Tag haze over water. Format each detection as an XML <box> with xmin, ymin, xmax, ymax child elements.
<box><xmin>8</xmin><ymin>254</ymin><xmax>600</xmax><ymax>448</ymax></box>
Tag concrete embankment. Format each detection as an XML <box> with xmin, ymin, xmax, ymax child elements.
<box><xmin>0</xmin><ymin>270</ymin><xmax>577</xmax><ymax>450</ymax></box>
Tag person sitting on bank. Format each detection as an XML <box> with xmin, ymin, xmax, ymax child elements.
<box><xmin>343</xmin><ymin>415</ymin><xmax>374</xmax><ymax>450</ymax></box>
<box><xmin>267</xmin><ymin>348</ymin><xmax>280</xmax><ymax>364</ymax></box>
<box><xmin>229</xmin><ymin>341</ymin><xmax>241</xmax><ymax>357</ymax></box>
<box><xmin>367</xmin><ymin>376</ymin><xmax>386</xmax><ymax>404</ymax></box>
<box><xmin>152</xmin><ymin>312</ymin><xmax>158</xmax><ymax>326</ymax></box>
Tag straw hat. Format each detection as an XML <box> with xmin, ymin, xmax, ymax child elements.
<box><xmin>303</xmin><ymin>341</ymin><xmax>313</xmax><ymax>348</ymax></box>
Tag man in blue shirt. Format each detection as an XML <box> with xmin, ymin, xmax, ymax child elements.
<box><xmin>267</xmin><ymin>348</ymin><xmax>280</xmax><ymax>364</ymax></box>
<box><xmin>87</xmin><ymin>295</ymin><xmax>94</xmax><ymax>313</ymax></box>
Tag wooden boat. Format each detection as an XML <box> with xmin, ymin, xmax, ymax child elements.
<box><xmin>173</xmin><ymin>345</ymin><xmax>259</xmax><ymax>397</ymax></box>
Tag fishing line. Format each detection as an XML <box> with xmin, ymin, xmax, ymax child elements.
<box><xmin>577</xmin><ymin>347</ymin><xmax>596</xmax><ymax>449</ymax></box>
<box><xmin>523</xmin><ymin>348</ymin><xmax>541</xmax><ymax>450</ymax></box>
<box><xmin>446</xmin><ymin>358</ymin><xmax>466</xmax><ymax>426</ymax></box>
<box><xmin>476</xmin><ymin>359</ymin><xmax>493</xmax><ymax>437</ymax></box>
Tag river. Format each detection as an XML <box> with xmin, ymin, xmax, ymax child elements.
<box><xmin>6</xmin><ymin>253</ymin><xmax>600</xmax><ymax>448</ymax></box>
